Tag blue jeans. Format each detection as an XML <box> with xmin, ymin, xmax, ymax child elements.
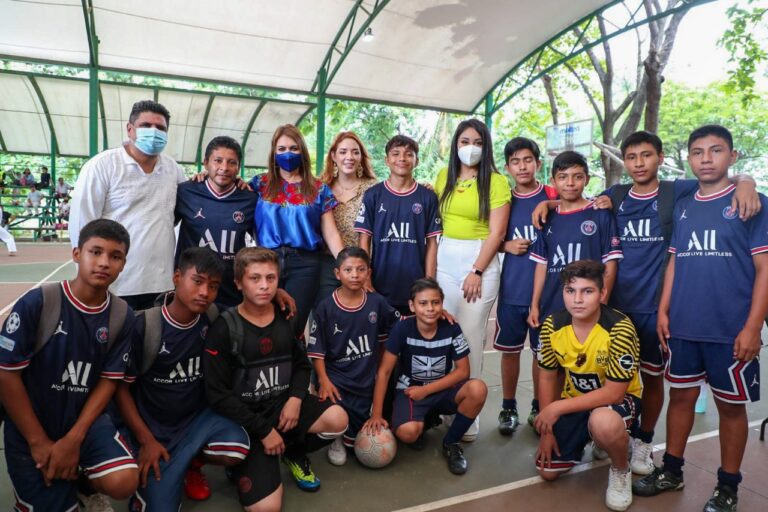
<box><xmin>275</xmin><ymin>247</ymin><xmax>322</xmax><ymax>336</ymax></box>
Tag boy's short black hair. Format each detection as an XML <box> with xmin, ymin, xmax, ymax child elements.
<box><xmin>41</xmin><ymin>166</ymin><xmax>48</xmax><ymax>171</ymax></box>
<box><xmin>129</xmin><ymin>100</ymin><xmax>171</xmax><ymax>125</ymax></box>
<box><xmin>385</xmin><ymin>135</ymin><xmax>419</xmax><ymax>156</ymax></box>
<box><xmin>504</xmin><ymin>137</ymin><xmax>541</xmax><ymax>162</ymax></box>
<box><xmin>620</xmin><ymin>131</ymin><xmax>663</xmax><ymax>157</ymax></box>
<box><xmin>560</xmin><ymin>260</ymin><xmax>605</xmax><ymax>290</ymax></box>
<box><xmin>409</xmin><ymin>277</ymin><xmax>444</xmax><ymax>301</ymax></box>
<box><xmin>688</xmin><ymin>124</ymin><xmax>733</xmax><ymax>151</ymax></box>
<box><xmin>551</xmin><ymin>151</ymin><xmax>589</xmax><ymax>178</ymax></box>
<box><xmin>78</xmin><ymin>219</ymin><xmax>131</xmax><ymax>254</ymax></box>
<box><xmin>204</xmin><ymin>136</ymin><xmax>243</xmax><ymax>164</ymax></box>
<box><xmin>178</xmin><ymin>247</ymin><xmax>225</xmax><ymax>279</ymax></box>
<box><xmin>234</xmin><ymin>247</ymin><xmax>279</xmax><ymax>281</ymax></box>
<box><xmin>335</xmin><ymin>246</ymin><xmax>370</xmax><ymax>268</ymax></box>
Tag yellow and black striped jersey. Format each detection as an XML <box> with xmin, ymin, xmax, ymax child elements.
<box><xmin>538</xmin><ymin>304</ymin><xmax>642</xmax><ymax>399</ymax></box>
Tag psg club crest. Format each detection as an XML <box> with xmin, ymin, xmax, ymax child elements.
<box><xmin>368</xmin><ymin>311</ymin><xmax>378</xmax><ymax>324</ymax></box>
<box><xmin>580</xmin><ymin>220</ymin><xmax>597</xmax><ymax>236</ymax></box>
<box><xmin>411</xmin><ymin>203</ymin><xmax>423</xmax><ymax>215</ymax></box>
<box><xmin>233</xmin><ymin>211</ymin><xmax>245</xmax><ymax>223</ymax></box>
<box><xmin>96</xmin><ymin>327</ymin><xmax>109</xmax><ymax>344</ymax></box>
<box><xmin>652</xmin><ymin>200</ymin><xmax>658</xmax><ymax>211</ymax></box>
<box><xmin>722</xmin><ymin>206</ymin><xmax>738</xmax><ymax>220</ymax></box>
<box><xmin>259</xmin><ymin>337</ymin><xmax>273</xmax><ymax>355</ymax></box>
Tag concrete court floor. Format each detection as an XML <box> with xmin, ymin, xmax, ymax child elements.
<box><xmin>1</xmin><ymin>242</ymin><xmax>767</xmax><ymax>511</ymax></box>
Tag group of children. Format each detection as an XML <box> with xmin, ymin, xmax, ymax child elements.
<box><xmin>0</xmin><ymin>124</ymin><xmax>764</xmax><ymax>512</ymax></box>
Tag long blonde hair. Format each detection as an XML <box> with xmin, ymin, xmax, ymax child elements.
<box><xmin>264</xmin><ymin>124</ymin><xmax>317</xmax><ymax>201</ymax></box>
<box><xmin>320</xmin><ymin>131</ymin><xmax>376</xmax><ymax>185</ymax></box>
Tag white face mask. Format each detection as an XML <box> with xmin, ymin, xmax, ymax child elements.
<box><xmin>457</xmin><ymin>145</ymin><xmax>482</xmax><ymax>167</ymax></box>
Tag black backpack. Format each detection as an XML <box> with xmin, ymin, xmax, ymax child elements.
<box><xmin>607</xmin><ymin>180</ymin><xmax>675</xmax><ymax>304</ymax></box>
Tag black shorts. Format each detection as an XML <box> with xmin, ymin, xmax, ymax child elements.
<box><xmin>233</xmin><ymin>395</ymin><xmax>331</xmax><ymax>506</ymax></box>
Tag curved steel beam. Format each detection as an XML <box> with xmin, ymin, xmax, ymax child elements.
<box><xmin>312</xmin><ymin>0</ymin><xmax>391</xmax><ymax>94</ymax></box>
<box><xmin>27</xmin><ymin>76</ymin><xmax>60</xmax><ymax>156</ymax></box>
<box><xmin>295</xmin><ymin>104</ymin><xmax>316</xmax><ymax>129</ymax></box>
<box><xmin>195</xmin><ymin>95</ymin><xmax>215</xmax><ymax>170</ymax></box>
<box><xmin>240</xmin><ymin>100</ymin><xmax>267</xmax><ymax>168</ymax></box>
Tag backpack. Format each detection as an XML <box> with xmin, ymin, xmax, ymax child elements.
<box><xmin>136</xmin><ymin>303</ymin><xmax>219</xmax><ymax>375</ymax></box>
<box><xmin>607</xmin><ymin>180</ymin><xmax>675</xmax><ymax>303</ymax></box>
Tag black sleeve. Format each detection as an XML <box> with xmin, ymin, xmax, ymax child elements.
<box><xmin>203</xmin><ymin>317</ymin><xmax>274</xmax><ymax>440</ymax></box>
<box><xmin>288</xmin><ymin>331</ymin><xmax>311</xmax><ymax>401</ymax></box>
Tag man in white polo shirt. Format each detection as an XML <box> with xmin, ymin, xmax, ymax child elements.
<box><xmin>69</xmin><ymin>100</ymin><xmax>186</xmax><ymax>310</ymax></box>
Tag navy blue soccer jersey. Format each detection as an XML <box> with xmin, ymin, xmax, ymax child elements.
<box><xmin>386</xmin><ymin>317</ymin><xmax>469</xmax><ymax>389</ymax></box>
<box><xmin>124</xmin><ymin>304</ymin><xmax>212</xmax><ymax>447</ymax></box>
<box><xmin>606</xmin><ymin>180</ymin><xmax>698</xmax><ymax>313</ymax></box>
<box><xmin>175</xmin><ymin>180</ymin><xmax>257</xmax><ymax>307</ymax></box>
<box><xmin>307</xmin><ymin>291</ymin><xmax>399</xmax><ymax>396</ymax></box>
<box><xmin>668</xmin><ymin>185</ymin><xmax>768</xmax><ymax>343</ymax></box>
<box><xmin>500</xmin><ymin>183</ymin><xmax>550</xmax><ymax>306</ymax></box>
<box><xmin>530</xmin><ymin>202</ymin><xmax>622</xmax><ymax>318</ymax></box>
<box><xmin>354</xmin><ymin>181</ymin><xmax>442</xmax><ymax>307</ymax></box>
<box><xmin>0</xmin><ymin>281</ymin><xmax>134</xmax><ymax>440</ymax></box>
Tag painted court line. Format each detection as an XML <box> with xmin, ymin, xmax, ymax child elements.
<box><xmin>393</xmin><ymin>420</ymin><xmax>763</xmax><ymax>512</ymax></box>
<box><xmin>0</xmin><ymin>259</ymin><xmax>72</xmax><ymax>316</ymax></box>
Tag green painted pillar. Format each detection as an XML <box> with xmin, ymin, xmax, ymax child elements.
<box><xmin>50</xmin><ymin>134</ymin><xmax>57</xmax><ymax>184</ymax></box>
<box><xmin>89</xmin><ymin>65</ymin><xmax>99</xmax><ymax>157</ymax></box>
<box><xmin>484</xmin><ymin>93</ymin><xmax>493</xmax><ymax>132</ymax></box>
<box><xmin>316</xmin><ymin>69</ymin><xmax>327</xmax><ymax>177</ymax></box>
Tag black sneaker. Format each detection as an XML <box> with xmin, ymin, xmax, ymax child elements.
<box><xmin>424</xmin><ymin>409</ymin><xmax>443</xmax><ymax>431</ymax></box>
<box><xmin>498</xmin><ymin>408</ymin><xmax>519</xmax><ymax>436</ymax></box>
<box><xmin>703</xmin><ymin>485</ymin><xmax>738</xmax><ymax>512</ymax></box>
<box><xmin>442</xmin><ymin>442</ymin><xmax>468</xmax><ymax>475</ymax></box>
<box><xmin>632</xmin><ymin>467</ymin><xmax>684</xmax><ymax>496</ymax></box>
<box><xmin>409</xmin><ymin>433</ymin><xmax>426</xmax><ymax>451</ymax></box>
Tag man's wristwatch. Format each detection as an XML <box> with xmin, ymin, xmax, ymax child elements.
<box><xmin>472</xmin><ymin>266</ymin><xmax>483</xmax><ymax>276</ymax></box>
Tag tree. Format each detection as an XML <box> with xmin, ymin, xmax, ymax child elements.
<box><xmin>719</xmin><ymin>0</ymin><xmax>768</xmax><ymax>107</ymax></box>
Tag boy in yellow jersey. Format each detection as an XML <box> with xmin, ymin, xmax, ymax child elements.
<box><xmin>535</xmin><ymin>260</ymin><xmax>641</xmax><ymax>512</ymax></box>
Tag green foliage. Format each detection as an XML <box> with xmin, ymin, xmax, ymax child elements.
<box><xmin>719</xmin><ymin>0</ymin><xmax>768</xmax><ymax>107</ymax></box>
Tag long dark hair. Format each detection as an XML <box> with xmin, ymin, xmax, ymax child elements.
<box><xmin>439</xmin><ymin>118</ymin><xmax>497</xmax><ymax>222</ymax></box>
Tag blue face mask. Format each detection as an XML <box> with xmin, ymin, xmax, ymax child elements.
<box><xmin>134</xmin><ymin>127</ymin><xmax>168</xmax><ymax>155</ymax></box>
<box><xmin>275</xmin><ymin>152</ymin><xmax>302</xmax><ymax>172</ymax></box>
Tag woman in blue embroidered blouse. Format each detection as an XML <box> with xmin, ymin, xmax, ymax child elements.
<box><xmin>249</xmin><ymin>124</ymin><xmax>344</xmax><ymax>334</ymax></box>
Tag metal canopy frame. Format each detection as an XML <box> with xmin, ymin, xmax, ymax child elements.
<box><xmin>0</xmin><ymin>0</ymin><xmax>714</xmax><ymax>172</ymax></box>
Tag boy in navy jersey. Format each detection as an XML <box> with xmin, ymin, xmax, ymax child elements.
<box><xmin>0</xmin><ymin>219</ymin><xmax>138</xmax><ymax>510</ymax></box>
<box><xmin>496</xmin><ymin>137</ymin><xmax>557</xmax><ymax>435</ymax></box>
<box><xmin>364</xmin><ymin>278</ymin><xmax>487</xmax><ymax>475</ymax></box>
<box><xmin>308</xmin><ymin>247</ymin><xmax>399</xmax><ymax>465</ymax></box>
<box><xmin>115</xmin><ymin>247</ymin><xmax>250</xmax><ymax>510</ymax></box>
<box><xmin>528</xmin><ymin>151</ymin><xmax>622</xmax><ymax>348</ymax></box>
<box><xmin>355</xmin><ymin>135</ymin><xmax>442</xmax><ymax>315</ymax></box>
<box><xmin>204</xmin><ymin>248</ymin><xmax>348</xmax><ymax>511</ymax></box>
<box><xmin>633</xmin><ymin>125</ymin><xmax>768</xmax><ymax>512</ymax></box>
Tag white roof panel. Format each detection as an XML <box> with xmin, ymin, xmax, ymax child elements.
<box><xmin>0</xmin><ymin>74</ymin><xmax>51</xmax><ymax>154</ymax></box>
<box><xmin>245</xmin><ymin>102</ymin><xmax>313</xmax><ymax>167</ymax></box>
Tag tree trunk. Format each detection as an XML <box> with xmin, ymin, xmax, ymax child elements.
<box><xmin>541</xmin><ymin>74</ymin><xmax>559</xmax><ymax>125</ymax></box>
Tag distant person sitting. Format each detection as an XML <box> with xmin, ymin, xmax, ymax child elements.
<box><xmin>55</xmin><ymin>177</ymin><xmax>71</xmax><ymax>198</ymax></box>
<box><xmin>26</xmin><ymin>184</ymin><xmax>42</xmax><ymax>215</ymax></box>
<box><xmin>38</xmin><ymin>166</ymin><xmax>51</xmax><ymax>188</ymax></box>
<box><xmin>58</xmin><ymin>197</ymin><xmax>70</xmax><ymax>225</ymax></box>
<box><xmin>17</xmin><ymin>168</ymin><xmax>35</xmax><ymax>187</ymax></box>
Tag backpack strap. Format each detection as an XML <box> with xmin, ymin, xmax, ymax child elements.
<box><xmin>607</xmin><ymin>184</ymin><xmax>632</xmax><ymax>217</ymax></box>
<box><xmin>35</xmin><ymin>282</ymin><xmax>62</xmax><ymax>354</ymax></box>
<box><xmin>221</xmin><ymin>308</ymin><xmax>246</xmax><ymax>367</ymax></box>
<box><xmin>206</xmin><ymin>303</ymin><xmax>220</xmax><ymax>324</ymax></box>
<box><xmin>138</xmin><ymin>306</ymin><xmax>163</xmax><ymax>375</ymax></box>
<box><xmin>106</xmin><ymin>294</ymin><xmax>128</xmax><ymax>352</ymax></box>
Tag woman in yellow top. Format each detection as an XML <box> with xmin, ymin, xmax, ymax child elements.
<box><xmin>435</xmin><ymin>119</ymin><xmax>511</xmax><ymax>440</ymax></box>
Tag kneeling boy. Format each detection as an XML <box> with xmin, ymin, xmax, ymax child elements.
<box><xmin>0</xmin><ymin>219</ymin><xmax>139</xmax><ymax>510</ymax></box>
<box><xmin>204</xmin><ymin>248</ymin><xmax>348</xmax><ymax>511</ymax></box>
<box><xmin>535</xmin><ymin>260</ymin><xmax>641</xmax><ymax>512</ymax></box>
<box><xmin>364</xmin><ymin>278</ymin><xmax>487</xmax><ymax>475</ymax></box>
<box><xmin>115</xmin><ymin>247</ymin><xmax>250</xmax><ymax>509</ymax></box>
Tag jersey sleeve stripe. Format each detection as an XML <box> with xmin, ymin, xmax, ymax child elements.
<box><xmin>751</xmin><ymin>245</ymin><xmax>768</xmax><ymax>255</ymax></box>
<box><xmin>668</xmin><ymin>247</ymin><xmax>676</xmax><ymax>253</ymax></box>
<box><xmin>426</xmin><ymin>230</ymin><xmax>443</xmax><ymax>238</ymax></box>
<box><xmin>353</xmin><ymin>227</ymin><xmax>373</xmax><ymax>235</ymax></box>
<box><xmin>100</xmin><ymin>371</ymin><xmax>126</xmax><ymax>379</ymax></box>
<box><xmin>0</xmin><ymin>360</ymin><xmax>30</xmax><ymax>370</ymax></box>
<box><xmin>529</xmin><ymin>252</ymin><xmax>547</xmax><ymax>264</ymax></box>
<box><xmin>123</xmin><ymin>376</ymin><xmax>137</xmax><ymax>383</ymax></box>
<box><xmin>306</xmin><ymin>352</ymin><xmax>325</xmax><ymax>359</ymax></box>
<box><xmin>602</xmin><ymin>251</ymin><xmax>623</xmax><ymax>262</ymax></box>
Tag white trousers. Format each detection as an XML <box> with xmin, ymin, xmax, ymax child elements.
<box><xmin>0</xmin><ymin>225</ymin><xmax>17</xmax><ymax>253</ymax></box>
<box><xmin>436</xmin><ymin>237</ymin><xmax>500</xmax><ymax>379</ymax></box>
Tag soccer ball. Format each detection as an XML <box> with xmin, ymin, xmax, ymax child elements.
<box><xmin>354</xmin><ymin>428</ymin><xmax>397</xmax><ymax>469</ymax></box>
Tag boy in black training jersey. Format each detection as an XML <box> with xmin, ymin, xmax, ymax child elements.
<box><xmin>204</xmin><ymin>247</ymin><xmax>348</xmax><ymax>511</ymax></box>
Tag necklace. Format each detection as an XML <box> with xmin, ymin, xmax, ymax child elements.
<box><xmin>456</xmin><ymin>176</ymin><xmax>476</xmax><ymax>193</ymax></box>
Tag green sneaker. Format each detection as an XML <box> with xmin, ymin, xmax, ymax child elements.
<box><xmin>282</xmin><ymin>455</ymin><xmax>320</xmax><ymax>492</ymax></box>
<box><xmin>632</xmin><ymin>467</ymin><xmax>684</xmax><ymax>497</ymax></box>
<box><xmin>528</xmin><ymin>408</ymin><xmax>539</xmax><ymax>434</ymax></box>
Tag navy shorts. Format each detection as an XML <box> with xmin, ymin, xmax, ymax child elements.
<box><xmin>627</xmin><ymin>312</ymin><xmax>665</xmax><ymax>376</ymax></box>
<box><xmin>494</xmin><ymin>304</ymin><xmax>539</xmax><ymax>353</ymax></box>
<box><xmin>666</xmin><ymin>338</ymin><xmax>760</xmax><ymax>404</ymax></box>
<box><xmin>335</xmin><ymin>391</ymin><xmax>372</xmax><ymax>448</ymax></box>
<box><xmin>536</xmin><ymin>395</ymin><xmax>640</xmax><ymax>474</ymax></box>
<box><xmin>391</xmin><ymin>383</ymin><xmax>464</xmax><ymax>430</ymax></box>
<box><xmin>6</xmin><ymin>414</ymin><xmax>137</xmax><ymax>511</ymax></box>
<box><xmin>127</xmin><ymin>408</ymin><xmax>249</xmax><ymax>511</ymax></box>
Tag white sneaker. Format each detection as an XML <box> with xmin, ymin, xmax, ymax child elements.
<box><xmin>440</xmin><ymin>414</ymin><xmax>455</xmax><ymax>428</ymax></box>
<box><xmin>592</xmin><ymin>441</ymin><xmax>609</xmax><ymax>461</ymax></box>
<box><xmin>327</xmin><ymin>437</ymin><xmax>347</xmax><ymax>466</ymax></box>
<box><xmin>605</xmin><ymin>466</ymin><xmax>632</xmax><ymax>511</ymax></box>
<box><xmin>630</xmin><ymin>437</ymin><xmax>655</xmax><ymax>475</ymax></box>
<box><xmin>461</xmin><ymin>417</ymin><xmax>479</xmax><ymax>442</ymax></box>
<box><xmin>78</xmin><ymin>493</ymin><xmax>115</xmax><ymax>512</ymax></box>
